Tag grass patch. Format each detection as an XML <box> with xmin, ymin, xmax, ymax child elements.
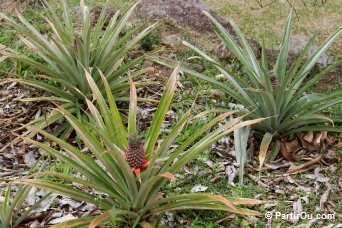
<box><xmin>203</xmin><ymin>0</ymin><xmax>341</xmax><ymax>57</ymax></box>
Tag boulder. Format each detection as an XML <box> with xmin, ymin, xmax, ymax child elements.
<box><xmin>137</xmin><ymin>0</ymin><xmax>261</xmax><ymax>59</ymax></box>
<box><xmin>137</xmin><ymin>0</ymin><xmax>234</xmax><ymax>34</ymax></box>
<box><xmin>265</xmin><ymin>35</ymin><xmax>335</xmax><ymax>68</ymax></box>
<box><xmin>289</xmin><ymin>35</ymin><xmax>333</xmax><ymax>67</ymax></box>
<box><xmin>161</xmin><ymin>34</ymin><xmax>182</xmax><ymax>47</ymax></box>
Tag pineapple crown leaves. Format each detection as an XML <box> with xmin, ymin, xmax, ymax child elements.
<box><xmin>127</xmin><ymin>134</ymin><xmax>145</xmax><ymax>148</ymax></box>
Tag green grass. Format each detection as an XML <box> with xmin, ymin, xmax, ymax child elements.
<box><xmin>170</xmin><ymin>48</ymin><xmax>244</xmax><ymax>113</ymax></box>
<box><xmin>203</xmin><ymin>0</ymin><xmax>341</xmax><ymax>58</ymax></box>
<box><xmin>325</xmin><ymin>84</ymin><xmax>342</xmax><ymax>115</ymax></box>
<box><xmin>0</xmin><ymin>7</ymin><xmax>45</xmax><ymax>78</ymax></box>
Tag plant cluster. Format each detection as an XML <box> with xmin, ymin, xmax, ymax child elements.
<box><xmin>154</xmin><ymin>10</ymin><xmax>341</xmax><ymax>161</ymax></box>
<box><xmin>0</xmin><ymin>0</ymin><xmax>156</xmax><ymax>139</ymax></box>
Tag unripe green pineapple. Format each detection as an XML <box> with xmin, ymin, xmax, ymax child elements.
<box><xmin>125</xmin><ymin>134</ymin><xmax>146</xmax><ymax>169</ymax></box>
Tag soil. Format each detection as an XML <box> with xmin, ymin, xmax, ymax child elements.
<box><xmin>137</xmin><ymin>0</ymin><xmax>261</xmax><ymax>57</ymax></box>
<box><xmin>314</xmin><ymin>66</ymin><xmax>342</xmax><ymax>92</ymax></box>
<box><xmin>137</xmin><ymin>0</ymin><xmax>234</xmax><ymax>34</ymax></box>
<box><xmin>0</xmin><ymin>0</ymin><xmax>45</xmax><ymax>13</ymax></box>
<box><xmin>0</xmin><ymin>0</ymin><xmax>28</xmax><ymax>12</ymax></box>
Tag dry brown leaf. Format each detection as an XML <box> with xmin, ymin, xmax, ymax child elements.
<box><xmin>321</xmin><ymin>131</ymin><xmax>328</xmax><ymax>140</ymax></box>
<box><xmin>264</xmin><ymin>162</ymin><xmax>292</xmax><ymax>170</ymax></box>
<box><xmin>306</xmin><ymin>167</ymin><xmax>330</xmax><ymax>183</ymax></box>
<box><xmin>206</xmin><ymin>195</ymin><xmax>237</xmax><ymax>212</ymax></box>
<box><xmin>229</xmin><ymin>198</ymin><xmax>266</xmax><ymax>205</ymax></box>
<box><xmin>140</xmin><ymin>221</ymin><xmax>155</xmax><ymax>228</ymax></box>
<box><xmin>303</xmin><ymin>131</ymin><xmax>314</xmax><ymax>143</ymax></box>
<box><xmin>286</xmin><ymin>155</ymin><xmax>322</xmax><ymax>174</ymax></box>
<box><xmin>312</xmin><ymin>131</ymin><xmax>324</xmax><ymax>145</ymax></box>
<box><xmin>258</xmin><ymin>133</ymin><xmax>273</xmax><ymax>171</ymax></box>
<box><xmin>280</xmin><ymin>140</ymin><xmax>299</xmax><ymax>162</ymax></box>
<box><xmin>88</xmin><ymin>213</ymin><xmax>109</xmax><ymax>228</ymax></box>
<box><xmin>210</xmin><ymin>89</ymin><xmax>225</xmax><ymax>98</ymax></box>
<box><xmin>292</xmin><ymin>198</ymin><xmax>303</xmax><ymax>224</ymax></box>
<box><xmin>325</xmin><ymin>136</ymin><xmax>342</xmax><ymax>148</ymax></box>
<box><xmin>295</xmin><ymin>186</ymin><xmax>312</xmax><ymax>192</ymax></box>
<box><xmin>287</xmin><ymin>176</ymin><xmax>298</xmax><ymax>185</ymax></box>
<box><xmin>49</xmin><ymin>214</ymin><xmax>77</xmax><ymax>224</ymax></box>
<box><xmin>225</xmin><ymin>165</ymin><xmax>236</xmax><ymax>184</ymax></box>
<box><xmin>319</xmin><ymin>183</ymin><xmax>332</xmax><ymax>211</ymax></box>
<box><xmin>246</xmin><ymin>174</ymin><xmax>267</xmax><ymax>188</ymax></box>
<box><xmin>247</xmin><ymin>139</ymin><xmax>255</xmax><ymax>157</ymax></box>
<box><xmin>202</xmin><ymin>158</ymin><xmax>214</xmax><ymax>168</ymax></box>
<box><xmin>161</xmin><ymin>172</ymin><xmax>176</xmax><ymax>180</ymax></box>
<box><xmin>287</xmin><ymin>139</ymin><xmax>301</xmax><ymax>152</ymax></box>
<box><xmin>294</xmin><ymin>199</ymin><xmax>303</xmax><ymax>214</ymax></box>
<box><xmin>298</xmin><ymin>138</ymin><xmax>316</xmax><ymax>152</ymax></box>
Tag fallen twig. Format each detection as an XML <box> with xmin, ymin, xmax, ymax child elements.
<box><xmin>246</xmin><ymin>174</ymin><xmax>268</xmax><ymax>188</ymax></box>
<box><xmin>286</xmin><ymin>155</ymin><xmax>322</xmax><ymax>174</ymax></box>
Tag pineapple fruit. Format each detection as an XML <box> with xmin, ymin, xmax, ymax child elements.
<box><xmin>125</xmin><ymin>134</ymin><xmax>146</xmax><ymax>169</ymax></box>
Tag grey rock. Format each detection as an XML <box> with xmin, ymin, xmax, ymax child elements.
<box><xmin>137</xmin><ymin>0</ymin><xmax>235</xmax><ymax>34</ymax></box>
<box><xmin>137</xmin><ymin>0</ymin><xmax>262</xmax><ymax>60</ymax></box>
<box><xmin>24</xmin><ymin>151</ymin><xmax>36</xmax><ymax>165</ymax></box>
<box><xmin>289</xmin><ymin>35</ymin><xmax>333</xmax><ymax>67</ymax></box>
<box><xmin>161</xmin><ymin>34</ymin><xmax>182</xmax><ymax>47</ymax></box>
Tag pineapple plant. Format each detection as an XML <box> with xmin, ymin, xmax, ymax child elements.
<box><xmin>0</xmin><ymin>0</ymin><xmax>157</xmax><ymax>146</ymax></box>
<box><xmin>153</xmin><ymin>10</ymin><xmax>342</xmax><ymax>161</ymax></box>
<box><xmin>12</xmin><ymin>68</ymin><xmax>266</xmax><ymax>227</ymax></box>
